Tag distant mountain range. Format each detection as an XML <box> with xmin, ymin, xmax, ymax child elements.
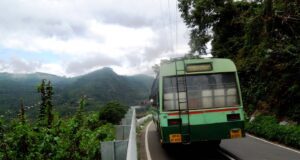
<box><xmin>0</xmin><ymin>67</ymin><xmax>154</xmax><ymax>118</ymax></box>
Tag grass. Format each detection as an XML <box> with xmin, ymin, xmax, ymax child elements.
<box><xmin>245</xmin><ymin>115</ymin><xmax>300</xmax><ymax>149</ymax></box>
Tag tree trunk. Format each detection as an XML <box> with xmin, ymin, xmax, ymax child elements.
<box><xmin>264</xmin><ymin>0</ymin><xmax>274</xmax><ymax>36</ymax></box>
<box><xmin>264</xmin><ymin>0</ymin><xmax>273</xmax><ymax>17</ymax></box>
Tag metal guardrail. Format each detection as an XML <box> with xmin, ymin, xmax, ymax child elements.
<box><xmin>101</xmin><ymin>107</ymin><xmax>151</xmax><ymax>160</ymax></box>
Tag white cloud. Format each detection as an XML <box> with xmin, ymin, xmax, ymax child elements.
<box><xmin>66</xmin><ymin>54</ymin><xmax>120</xmax><ymax>75</ymax></box>
<box><xmin>0</xmin><ymin>60</ymin><xmax>8</xmax><ymax>71</ymax></box>
<box><xmin>0</xmin><ymin>0</ymin><xmax>190</xmax><ymax>76</ymax></box>
<box><xmin>9</xmin><ymin>57</ymin><xmax>41</xmax><ymax>73</ymax></box>
<box><xmin>39</xmin><ymin>63</ymin><xmax>66</xmax><ymax>76</ymax></box>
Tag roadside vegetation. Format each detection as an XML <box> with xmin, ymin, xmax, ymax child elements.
<box><xmin>179</xmin><ymin>0</ymin><xmax>299</xmax><ymax>149</ymax></box>
<box><xmin>179</xmin><ymin>0</ymin><xmax>300</xmax><ymax>122</ymax></box>
<box><xmin>0</xmin><ymin>80</ymin><xmax>128</xmax><ymax>159</ymax></box>
<box><xmin>246</xmin><ymin>115</ymin><xmax>300</xmax><ymax>149</ymax></box>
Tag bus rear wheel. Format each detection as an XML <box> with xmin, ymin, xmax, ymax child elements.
<box><xmin>209</xmin><ymin>140</ymin><xmax>221</xmax><ymax>147</ymax></box>
<box><xmin>160</xmin><ymin>140</ymin><xmax>169</xmax><ymax>149</ymax></box>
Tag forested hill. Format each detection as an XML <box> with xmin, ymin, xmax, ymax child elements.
<box><xmin>179</xmin><ymin>0</ymin><xmax>300</xmax><ymax>122</ymax></box>
<box><xmin>0</xmin><ymin>67</ymin><xmax>153</xmax><ymax>118</ymax></box>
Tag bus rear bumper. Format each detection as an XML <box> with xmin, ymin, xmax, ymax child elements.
<box><xmin>160</xmin><ymin>121</ymin><xmax>245</xmax><ymax>144</ymax></box>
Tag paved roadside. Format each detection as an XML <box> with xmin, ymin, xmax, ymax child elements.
<box><xmin>140</xmin><ymin>120</ymin><xmax>300</xmax><ymax>160</ymax></box>
<box><xmin>140</xmin><ymin>121</ymin><xmax>231</xmax><ymax>160</ymax></box>
<box><xmin>221</xmin><ymin>134</ymin><xmax>300</xmax><ymax>160</ymax></box>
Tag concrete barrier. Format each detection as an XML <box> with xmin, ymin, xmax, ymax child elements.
<box><xmin>137</xmin><ymin>114</ymin><xmax>152</xmax><ymax>126</ymax></box>
<box><xmin>101</xmin><ymin>107</ymin><xmax>151</xmax><ymax>160</ymax></box>
<box><xmin>126</xmin><ymin>109</ymin><xmax>137</xmax><ymax>160</ymax></box>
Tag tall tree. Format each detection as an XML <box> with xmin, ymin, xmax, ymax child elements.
<box><xmin>46</xmin><ymin>81</ymin><xmax>54</xmax><ymax>128</ymax></box>
<box><xmin>178</xmin><ymin>0</ymin><xmax>228</xmax><ymax>54</ymax></box>
<box><xmin>18</xmin><ymin>98</ymin><xmax>25</xmax><ymax>124</ymax></box>
<box><xmin>75</xmin><ymin>96</ymin><xmax>86</xmax><ymax>127</ymax></box>
<box><xmin>37</xmin><ymin>79</ymin><xmax>54</xmax><ymax>127</ymax></box>
<box><xmin>37</xmin><ymin>79</ymin><xmax>47</xmax><ymax>124</ymax></box>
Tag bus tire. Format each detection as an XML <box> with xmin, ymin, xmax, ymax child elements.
<box><xmin>210</xmin><ymin>140</ymin><xmax>221</xmax><ymax>147</ymax></box>
<box><xmin>161</xmin><ymin>142</ymin><xmax>169</xmax><ymax>149</ymax></box>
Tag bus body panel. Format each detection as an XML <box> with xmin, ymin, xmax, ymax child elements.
<box><xmin>159</xmin><ymin>108</ymin><xmax>244</xmax><ymax>126</ymax></box>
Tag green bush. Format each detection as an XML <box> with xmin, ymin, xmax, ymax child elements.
<box><xmin>99</xmin><ymin>101</ymin><xmax>128</xmax><ymax>124</ymax></box>
<box><xmin>246</xmin><ymin>115</ymin><xmax>300</xmax><ymax>149</ymax></box>
<box><xmin>0</xmin><ymin>113</ymin><xmax>116</xmax><ymax>160</ymax></box>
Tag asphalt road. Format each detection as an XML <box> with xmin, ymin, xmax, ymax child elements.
<box><xmin>220</xmin><ymin>134</ymin><xmax>300</xmax><ymax>160</ymax></box>
<box><xmin>140</xmin><ymin>121</ymin><xmax>300</xmax><ymax>160</ymax></box>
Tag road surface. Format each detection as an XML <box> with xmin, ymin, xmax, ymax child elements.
<box><xmin>139</xmin><ymin>121</ymin><xmax>300</xmax><ymax>160</ymax></box>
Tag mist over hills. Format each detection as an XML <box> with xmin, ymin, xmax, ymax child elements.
<box><xmin>0</xmin><ymin>67</ymin><xmax>154</xmax><ymax>118</ymax></box>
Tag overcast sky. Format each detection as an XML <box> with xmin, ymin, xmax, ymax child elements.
<box><xmin>0</xmin><ymin>0</ymin><xmax>190</xmax><ymax>77</ymax></box>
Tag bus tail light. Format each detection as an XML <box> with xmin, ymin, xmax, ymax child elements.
<box><xmin>227</xmin><ymin>114</ymin><xmax>240</xmax><ymax>121</ymax></box>
<box><xmin>168</xmin><ymin>119</ymin><xmax>181</xmax><ymax>126</ymax></box>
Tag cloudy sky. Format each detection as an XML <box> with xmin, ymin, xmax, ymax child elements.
<box><xmin>0</xmin><ymin>0</ymin><xmax>190</xmax><ymax>77</ymax></box>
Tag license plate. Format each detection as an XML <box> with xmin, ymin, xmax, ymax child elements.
<box><xmin>169</xmin><ymin>134</ymin><xmax>182</xmax><ymax>143</ymax></box>
<box><xmin>230</xmin><ymin>129</ymin><xmax>242</xmax><ymax>139</ymax></box>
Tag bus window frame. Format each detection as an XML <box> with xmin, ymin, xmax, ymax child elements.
<box><xmin>162</xmin><ymin>72</ymin><xmax>241</xmax><ymax>112</ymax></box>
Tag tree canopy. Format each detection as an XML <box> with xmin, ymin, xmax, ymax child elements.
<box><xmin>179</xmin><ymin>0</ymin><xmax>300</xmax><ymax>122</ymax></box>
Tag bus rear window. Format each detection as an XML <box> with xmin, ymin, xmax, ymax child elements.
<box><xmin>163</xmin><ymin>73</ymin><xmax>240</xmax><ymax>111</ymax></box>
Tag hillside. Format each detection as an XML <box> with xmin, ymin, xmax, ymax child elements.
<box><xmin>0</xmin><ymin>68</ymin><xmax>153</xmax><ymax>118</ymax></box>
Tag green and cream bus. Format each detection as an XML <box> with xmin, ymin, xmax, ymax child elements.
<box><xmin>150</xmin><ymin>57</ymin><xmax>245</xmax><ymax>146</ymax></box>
